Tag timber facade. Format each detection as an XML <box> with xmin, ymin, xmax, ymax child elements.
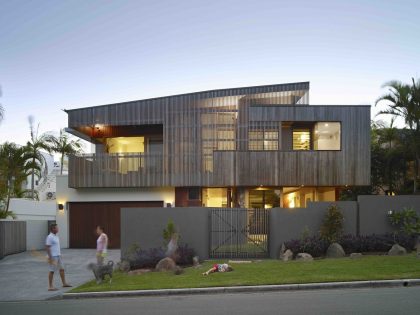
<box><xmin>66</xmin><ymin>82</ymin><xmax>370</xmax><ymax>209</ymax></box>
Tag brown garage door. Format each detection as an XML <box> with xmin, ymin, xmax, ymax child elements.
<box><xmin>69</xmin><ymin>201</ymin><xmax>163</xmax><ymax>248</ymax></box>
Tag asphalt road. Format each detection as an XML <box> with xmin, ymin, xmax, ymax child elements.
<box><xmin>1</xmin><ymin>286</ymin><xmax>420</xmax><ymax>315</ymax></box>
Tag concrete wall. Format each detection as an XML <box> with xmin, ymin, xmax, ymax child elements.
<box><xmin>56</xmin><ymin>175</ymin><xmax>175</xmax><ymax>248</ymax></box>
<box><xmin>9</xmin><ymin>199</ymin><xmax>56</xmax><ymax>221</ymax></box>
<box><xmin>269</xmin><ymin>201</ymin><xmax>358</xmax><ymax>258</ymax></box>
<box><xmin>121</xmin><ymin>207</ymin><xmax>209</xmax><ymax>259</ymax></box>
<box><xmin>0</xmin><ymin>220</ymin><xmax>26</xmax><ymax>259</ymax></box>
<box><xmin>358</xmin><ymin>195</ymin><xmax>420</xmax><ymax>235</ymax></box>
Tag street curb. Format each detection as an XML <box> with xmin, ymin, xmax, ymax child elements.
<box><xmin>62</xmin><ymin>279</ymin><xmax>420</xmax><ymax>299</ymax></box>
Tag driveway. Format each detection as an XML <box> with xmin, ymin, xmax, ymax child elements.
<box><xmin>0</xmin><ymin>249</ymin><xmax>120</xmax><ymax>301</ymax></box>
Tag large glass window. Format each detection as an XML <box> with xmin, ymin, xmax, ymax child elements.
<box><xmin>249</xmin><ymin>188</ymin><xmax>280</xmax><ymax>208</ymax></box>
<box><xmin>248</xmin><ymin>130</ymin><xmax>278</xmax><ymax>150</ymax></box>
<box><xmin>202</xmin><ymin>188</ymin><xmax>228</xmax><ymax>207</ymax></box>
<box><xmin>292</xmin><ymin>129</ymin><xmax>311</xmax><ymax>150</ymax></box>
<box><xmin>313</xmin><ymin>122</ymin><xmax>341</xmax><ymax>150</ymax></box>
<box><xmin>106</xmin><ymin>137</ymin><xmax>145</xmax><ymax>153</ymax></box>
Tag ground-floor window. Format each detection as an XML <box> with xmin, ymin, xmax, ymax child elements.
<box><xmin>283</xmin><ymin>187</ymin><xmax>336</xmax><ymax>208</ymax></box>
<box><xmin>248</xmin><ymin>188</ymin><xmax>281</xmax><ymax>209</ymax></box>
<box><xmin>202</xmin><ymin>188</ymin><xmax>228</xmax><ymax>207</ymax></box>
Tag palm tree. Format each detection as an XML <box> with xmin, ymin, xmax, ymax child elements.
<box><xmin>376</xmin><ymin>78</ymin><xmax>420</xmax><ymax>193</ymax></box>
<box><xmin>48</xmin><ymin>129</ymin><xmax>83</xmax><ymax>174</ymax></box>
<box><xmin>0</xmin><ymin>142</ymin><xmax>38</xmax><ymax>217</ymax></box>
<box><xmin>26</xmin><ymin>116</ymin><xmax>53</xmax><ymax>199</ymax></box>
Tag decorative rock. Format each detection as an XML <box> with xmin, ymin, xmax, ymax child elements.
<box><xmin>278</xmin><ymin>243</ymin><xmax>286</xmax><ymax>259</ymax></box>
<box><xmin>282</xmin><ymin>249</ymin><xmax>294</xmax><ymax>261</ymax></box>
<box><xmin>296</xmin><ymin>253</ymin><xmax>313</xmax><ymax>261</ymax></box>
<box><xmin>350</xmin><ymin>253</ymin><xmax>363</xmax><ymax>259</ymax></box>
<box><xmin>155</xmin><ymin>257</ymin><xmax>177</xmax><ymax>271</ymax></box>
<box><xmin>118</xmin><ymin>260</ymin><xmax>130</xmax><ymax>273</ymax></box>
<box><xmin>326</xmin><ymin>242</ymin><xmax>346</xmax><ymax>258</ymax></box>
<box><xmin>388</xmin><ymin>244</ymin><xmax>407</xmax><ymax>256</ymax></box>
<box><xmin>192</xmin><ymin>256</ymin><xmax>200</xmax><ymax>266</ymax></box>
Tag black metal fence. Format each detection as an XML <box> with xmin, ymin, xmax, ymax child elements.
<box><xmin>209</xmin><ymin>208</ymin><xmax>269</xmax><ymax>258</ymax></box>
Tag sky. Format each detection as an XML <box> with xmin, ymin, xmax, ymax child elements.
<box><xmin>1</xmin><ymin>0</ymin><xmax>419</xmax><ymax>151</ymax></box>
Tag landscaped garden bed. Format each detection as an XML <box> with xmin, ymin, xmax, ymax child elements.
<box><xmin>71</xmin><ymin>254</ymin><xmax>420</xmax><ymax>293</ymax></box>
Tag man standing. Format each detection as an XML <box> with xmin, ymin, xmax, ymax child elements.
<box><xmin>46</xmin><ymin>224</ymin><xmax>71</xmax><ymax>291</ymax></box>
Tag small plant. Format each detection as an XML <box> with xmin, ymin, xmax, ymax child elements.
<box><xmin>163</xmin><ymin>219</ymin><xmax>177</xmax><ymax>244</ymax></box>
<box><xmin>388</xmin><ymin>207</ymin><xmax>420</xmax><ymax>236</ymax></box>
<box><xmin>320</xmin><ymin>204</ymin><xmax>344</xmax><ymax>243</ymax></box>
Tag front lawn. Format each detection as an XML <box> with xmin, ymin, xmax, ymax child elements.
<box><xmin>71</xmin><ymin>254</ymin><xmax>420</xmax><ymax>293</ymax></box>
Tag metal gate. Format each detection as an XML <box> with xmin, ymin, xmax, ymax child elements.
<box><xmin>209</xmin><ymin>208</ymin><xmax>269</xmax><ymax>258</ymax></box>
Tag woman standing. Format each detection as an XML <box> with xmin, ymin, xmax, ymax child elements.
<box><xmin>96</xmin><ymin>225</ymin><xmax>108</xmax><ymax>265</ymax></box>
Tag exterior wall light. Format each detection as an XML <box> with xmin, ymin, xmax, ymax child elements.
<box><xmin>58</xmin><ymin>203</ymin><xmax>64</xmax><ymax>210</ymax></box>
<box><xmin>387</xmin><ymin>210</ymin><xmax>394</xmax><ymax>216</ymax></box>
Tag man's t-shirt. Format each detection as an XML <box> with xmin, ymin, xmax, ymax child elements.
<box><xmin>46</xmin><ymin>233</ymin><xmax>61</xmax><ymax>256</ymax></box>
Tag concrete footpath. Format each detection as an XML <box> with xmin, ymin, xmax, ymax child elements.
<box><xmin>0</xmin><ymin>249</ymin><xmax>120</xmax><ymax>301</ymax></box>
<box><xmin>63</xmin><ymin>279</ymin><xmax>420</xmax><ymax>299</ymax></box>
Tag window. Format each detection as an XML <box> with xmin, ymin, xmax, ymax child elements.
<box><xmin>248</xmin><ymin>130</ymin><xmax>278</xmax><ymax>150</ymax></box>
<box><xmin>313</xmin><ymin>122</ymin><xmax>341</xmax><ymax>150</ymax></box>
<box><xmin>188</xmin><ymin>187</ymin><xmax>200</xmax><ymax>200</ymax></box>
<box><xmin>292</xmin><ymin>129</ymin><xmax>311</xmax><ymax>150</ymax></box>
<box><xmin>217</xmin><ymin>129</ymin><xmax>235</xmax><ymax>150</ymax></box>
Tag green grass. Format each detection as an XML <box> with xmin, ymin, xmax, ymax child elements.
<box><xmin>71</xmin><ymin>254</ymin><xmax>420</xmax><ymax>293</ymax></box>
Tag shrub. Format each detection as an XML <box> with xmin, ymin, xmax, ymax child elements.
<box><xmin>285</xmin><ymin>235</ymin><xmax>329</xmax><ymax>258</ymax></box>
<box><xmin>388</xmin><ymin>207</ymin><xmax>420</xmax><ymax>236</ymax></box>
<box><xmin>175</xmin><ymin>244</ymin><xmax>196</xmax><ymax>266</ymax></box>
<box><xmin>163</xmin><ymin>219</ymin><xmax>177</xmax><ymax>244</ymax></box>
<box><xmin>127</xmin><ymin>244</ymin><xmax>196</xmax><ymax>270</ymax></box>
<box><xmin>320</xmin><ymin>204</ymin><xmax>344</xmax><ymax>243</ymax></box>
<box><xmin>284</xmin><ymin>233</ymin><xmax>417</xmax><ymax>257</ymax></box>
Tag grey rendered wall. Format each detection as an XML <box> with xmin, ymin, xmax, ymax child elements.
<box><xmin>26</xmin><ymin>221</ymin><xmax>48</xmax><ymax>250</ymax></box>
<box><xmin>0</xmin><ymin>221</ymin><xmax>26</xmax><ymax>260</ymax></box>
<box><xmin>358</xmin><ymin>195</ymin><xmax>420</xmax><ymax>235</ymax></box>
<box><xmin>121</xmin><ymin>207</ymin><xmax>209</xmax><ymax>260</ymax></box>
<box><xmin>269</xmin><ymin>202</ymin><xmax>357</xmax><ymax>258</ymax></box>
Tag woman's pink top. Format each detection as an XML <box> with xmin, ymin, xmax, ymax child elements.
<box><xmin>96</xmin><ymin>233</ymin><xmax>108</xmax><ymax>253</ymax></box>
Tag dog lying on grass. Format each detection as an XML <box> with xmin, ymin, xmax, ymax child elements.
<box><xmin>88</xmin><ymin>261</ymin><xmax>114</xmax><ymax>284</ymax></box>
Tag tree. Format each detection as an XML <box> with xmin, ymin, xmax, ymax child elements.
<box><xmin>0</xmin><ymin>142</ymin><xmax>38</xmax><ymax>217</ymax></box>
<box><xmin>48</xmin><ymin>129</ymin><xmax>83</xmax><ymax>174</ymax></box>
<box><xmin>376</xmin><ymin>78</ymin><xmax>420</xmax><ymax>193</ymax></box>
<box><xmin>26</xmin><ymin>116</ymin><xmax>53</xmax><ymax>199</ymax></box>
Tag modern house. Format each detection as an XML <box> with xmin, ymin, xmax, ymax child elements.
<box><xmin>56</xmin><ymin>82</ymin><xmax>371</xmax><ymax>248</ymax></box>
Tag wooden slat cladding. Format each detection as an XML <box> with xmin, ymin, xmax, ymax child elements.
<box><xmin>66</xmin><ymin>82</ymin><xmax>371</xmax><ymax>188</ymax></box>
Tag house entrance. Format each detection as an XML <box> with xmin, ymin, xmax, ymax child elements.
<box><xmin>209</xmin><ymin>208</ymin><xmax>269</xmax><ymax>258</ymax></box>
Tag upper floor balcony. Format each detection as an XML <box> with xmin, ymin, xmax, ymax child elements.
<box><xmin>68</xmin><ymin>153</ymin><xmax>165</xmax><ymax>188</ymax></box>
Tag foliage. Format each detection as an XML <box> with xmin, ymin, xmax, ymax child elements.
<box><xmin>0</xmin><ymin>142</ymin><xmax>39</xmax><ymax>214</ymax></box>
<box><xmin>26</xmin><ymin>116</ymin><xmax>54</xmax><ymax>199</ymax></box>
<box><xmin>388</xmin><ymin>207</ymin><xmax>420</xmax><ymax>236</ymax></box>
<box><xmin>319</xmin><ymin>204</ymin><xmax>344</xmax><ymax>243</ymax></box>
<box><xmin>47</xmin><ymin>129</ymin><xmax>83</xmax><ymax>174</ymax></box>
<box><xmin>376</xmin><ymin>78</ymin><xmax>420</xmax><ymax>193</ymax></box>
<box><xmin>162</xmin><ymin>219</ymin><xmax>177</xmax><ymax>244</ymax></box>
<box><xmin>285</xmin><ymin>235</ymin><xmax>329</xmax><ymax>257</ymax></box>
<box><xmin>127</xmin><ymin>244</ymin><xmax>196</xmax><ymax>270</ymax></box>
<box><xmin>0</xmin><ymin>210</ymin><xmax>16</xmax><ymax>219</ymax></box>
<box><xmin>285</xmin><ymin>233</ymin><xmax>417</xmax><ymax>257</ymax></box>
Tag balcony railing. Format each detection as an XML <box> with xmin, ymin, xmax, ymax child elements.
<box><xmin>69</xmin><ymin>153</ymin><xmax>165</xmax><ymax>188</ymax></box>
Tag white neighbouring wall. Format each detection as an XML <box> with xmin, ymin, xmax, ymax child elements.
<box><xmin>55</xmin><ymin>175</ymin><xmax>175</xmax><ymax>248</ymax></box>
<box><xmin>8</xmin><ymin>199</ymin><xmax>57</xmax><ymax>250</ymax></box>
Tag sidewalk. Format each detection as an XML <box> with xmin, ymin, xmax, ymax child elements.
<box><xmin>62</xmin><ymin>278</ymin><xmax>420</xmax><ymax>299</ymax></box>
<box><xmin>0</xmin><ymin>249</ymin><xmax>120</xmax><ymax>301</ymax></box>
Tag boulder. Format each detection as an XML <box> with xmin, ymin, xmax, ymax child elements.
<box><xmin>326</xmin><ymin>243</ymin><xmax>346</xmax><ymax>258</ymax></box>
<box><xmin>278</xmin><ymin>243</ymin><xmax>286</xmax><ymax>259</ymax></box>
<box><xmin>155</xmin><ymin>257</ymin><xmax>177</xmax><ymax>271</ymax></box>
<box><xmin>192</xmin><ymin>256</ymin><xmax>200</xmax><ymax>267</ymax></box>
<box><xmin>388</xmin><ymin>244</ymin><xmax>407</xmax><ymax>256</ymax></box>
<box><xmin>350</xmin><ymin>253</ymin><xmax>363</xmax><ymax>259</ymax></box>
<box><xmin>296</xmin><ymin>253</ymin><xmax>313</xmax><ymax>261</ymax></box>
<box><xmin>117</xmin><ymin>260</ymin><xmax>130</xmax><ymax>273</ymax></box>
<box><xmin>282</xmin><ymin>249</ymin><xmax>294</xmax><ymax>261</ymax></box>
